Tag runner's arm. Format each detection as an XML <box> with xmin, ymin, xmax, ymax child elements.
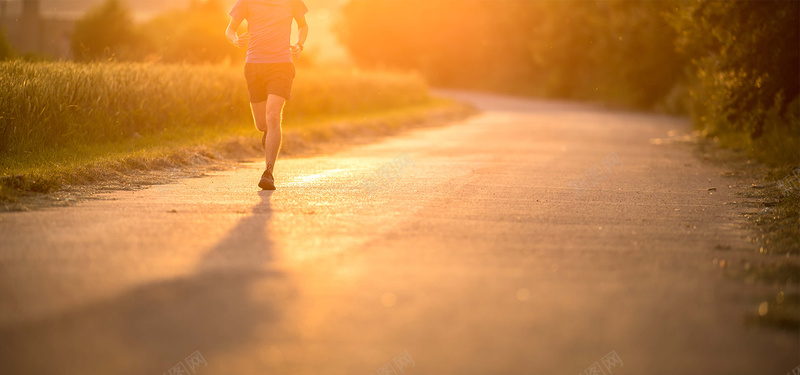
<box><xmin>294</xmin><ymin>15</ymin><xmax>308</xmax><ymax>50</ymax></box>
<box><xmin>226</xmin><ymin>16</ymin><xmax>245</xmax><ymax>47</ymax></box>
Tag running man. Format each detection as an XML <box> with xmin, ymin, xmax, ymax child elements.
<box><xmin>226</xmin><ymin>0</ymin><xmax>309</xmax><ymax>190</ymax></box>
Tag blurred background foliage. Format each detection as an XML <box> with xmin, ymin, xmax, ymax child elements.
<box><xmin>338</xmin><ymin>0</ymin><xmax>685</xmax><ymax>108</ymax></box>
<box><xmin>0</xmin><ymin>27</ymin><xmax>14</xmax><ymax>61</ymax></box>
<box><xmin>71</xmin><ymin>0</ymin><xmax>141</xmax><ymax>61</ymax></box>
<box><xmin>338</xmin><ymin>0</ymin><xmax>799</xmax><ymax>165</ymax></box>
<box><xmin>140</xmin><ymin>0</ymin><xmax>244</xmax><ymax>64</ymax></box>
<box><xmin>9</xmin><ymin>0</ymin><xmax>800</xmax><ymax>165</ymax></box>
<box><xmin>71</xmin><ymin>0</ymin><xmax>244</xmax><ymax>63</ymax></box>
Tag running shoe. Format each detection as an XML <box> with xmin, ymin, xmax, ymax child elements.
<box><xmin>258</xmin><ymin>169</ymin><xmax>275</xmax><ymax>190</ymax></box>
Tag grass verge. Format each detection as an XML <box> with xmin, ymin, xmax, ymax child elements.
<box><xmin>740</xmin><ymin>165</ymin><xmax>800</xmax><ymax>331</ymax></box>
<box><xmin>695</xmin><ymin>138</ymin><xmax>799</xmax><ymax>332</ymax></box>
<box><xmin>0</xmin><ymin>98</ymin><xmax>475</xmax><ymax>210</ymax></box>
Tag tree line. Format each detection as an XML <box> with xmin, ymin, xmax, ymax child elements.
<box><xmin>338</xmin><ymin>0</ymin><xmax>799</xmax><ymax>165</ymax></box>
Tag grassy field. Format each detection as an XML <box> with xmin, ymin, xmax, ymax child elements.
<box><xmin>0</xmin><ymin>61</ymin><xmax>466</xmax><ymax>200</ymax></box>
<box><xmin>0</xmin><ymin>61</ymin><xmax>429</xmax><ymax>157</ymax></box>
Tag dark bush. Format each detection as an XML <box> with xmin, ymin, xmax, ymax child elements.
<box><xmin>669</xmin><ymin>0</ymin><xmax>799</xmax><ymax>164</ymax></box>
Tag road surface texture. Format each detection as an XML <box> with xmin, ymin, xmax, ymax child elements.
<box><xmin>1</xmin><ymin>91</ymin><xmax>797</xmax><ymax>374</ymax></box>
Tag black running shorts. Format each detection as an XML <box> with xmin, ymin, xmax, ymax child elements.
<box><xmin>244</xmin><ymin>62</ymin><xmax>296</xmax><ymax>103</ymax></box>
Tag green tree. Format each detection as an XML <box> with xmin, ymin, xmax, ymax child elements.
<box><xmin>71</xmin><ymin>0</ymin><xmax>142</xmax><ymax>61</ymax></box>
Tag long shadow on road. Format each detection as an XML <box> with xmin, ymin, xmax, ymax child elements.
<box><xmin>0</xmin><ymin>191</ymin><xmax>288</xmax><ymax>374</ymax></box>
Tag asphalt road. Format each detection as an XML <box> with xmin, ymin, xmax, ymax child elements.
<box><xmin>0</xmin><ymin>91</ymin><xmax>797</xmax><ymax>375</ymax></box>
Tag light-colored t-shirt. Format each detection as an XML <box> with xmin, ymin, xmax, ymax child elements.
<box><xmin>229</xmin><ymin>0</ymin><xmax>308</xmax><ymax>64</ymax></box>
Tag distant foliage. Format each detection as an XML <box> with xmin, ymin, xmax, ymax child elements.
<box><xmin>141</xmin><ymin>0</ymin><xmax>245</xmax><ymax>64</ymax></box>
<box><xmin>71</xmin><ymin>0</ymin><xmax>245</xmax><ymax>64</ymax></box>
<box><xmin>338</xmin><ymin>0</ymin><xmax>684</xmax><ymax>108</ymax></box>
<box><xmin>0</xmin><ymin>27</ymin><xmax>14</xmax><ymax>61</ymax></box>
<box><xmin>669</xmin><ymin>0</ymin><xmax>799</xmax><ymax>164</ymax></box>
<box><xmin>71</xmin><ymin>0</ymin><xmax>144</xmax><ymax>61</ymax></box>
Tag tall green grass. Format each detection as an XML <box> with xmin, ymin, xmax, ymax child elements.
<box><xmin>0</xmin><ymin>61</ymin><xmax>429</xmax><ymax>165</ymax></box>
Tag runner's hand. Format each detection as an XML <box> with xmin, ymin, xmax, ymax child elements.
<box><xmin>291</xmin><ymin>44</ymin><xmax>302</xmax><ymax>59</ymax></box>
<box><xmin>225</xmin><ymin>29</ymin><xmax>238</xmax><ymax>46</ymax></box>
<box><xmin>236</xmin><ymin>32</ymin><xmax>249</xmax><ymax>48</ymax></box>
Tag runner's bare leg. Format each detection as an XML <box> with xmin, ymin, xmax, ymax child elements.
<box><xmin>250</xmin><ymin>95</ymin><xmax>285</xmax><ymax>173</ymax></box>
